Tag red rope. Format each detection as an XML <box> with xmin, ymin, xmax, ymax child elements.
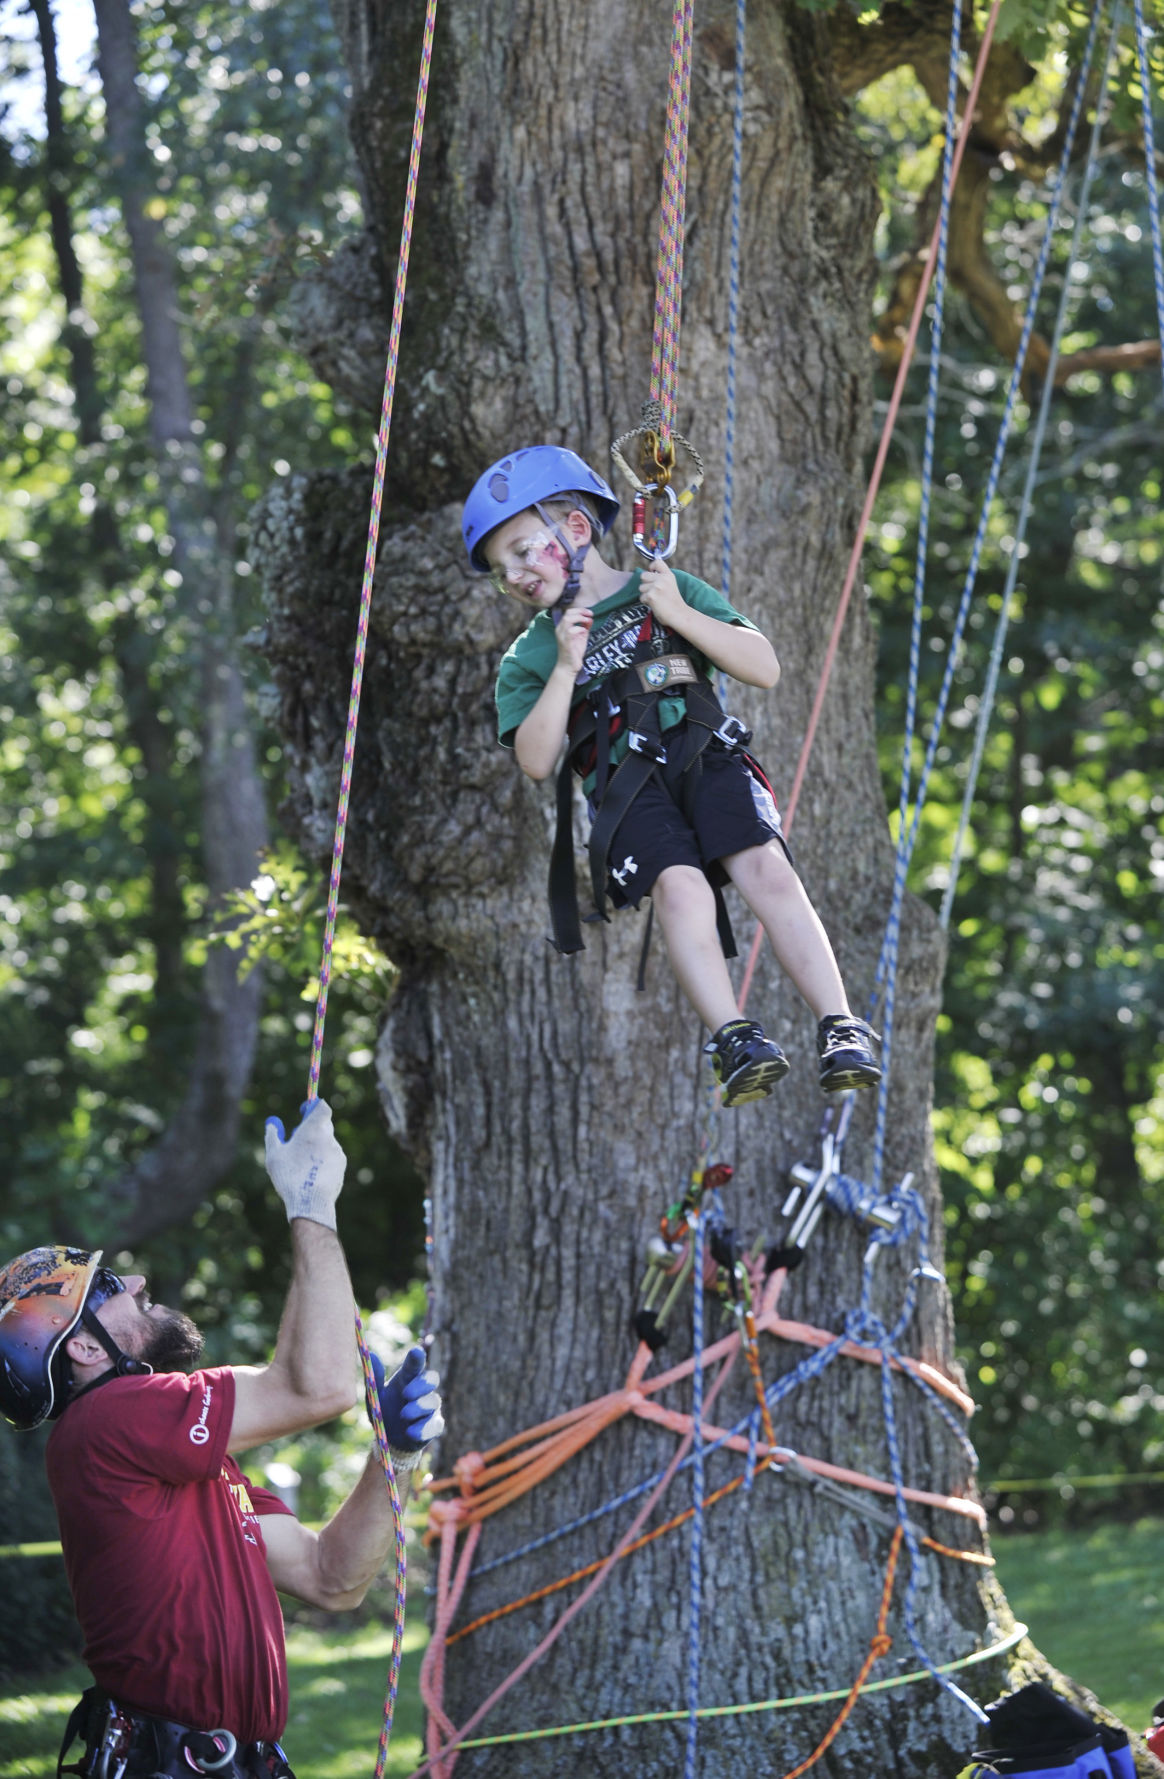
<box><xmin>735</xmin><ymin>0</ymin><xmax>1003</xmax><ymax>1016</ymax></box>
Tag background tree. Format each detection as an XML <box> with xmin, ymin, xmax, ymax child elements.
<box><xmin>0</xmin><ymin>0</ymin><xmax>423</xmax><ymax>1670</ymax></box>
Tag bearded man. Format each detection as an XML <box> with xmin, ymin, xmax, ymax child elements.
<box><xmin>0</xmin><ymin>1099</ymin><xmax>442</xmax><ymax>1779</ymax></box>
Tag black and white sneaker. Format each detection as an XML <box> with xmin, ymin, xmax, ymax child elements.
<box><xmin>817</xmin><ymin>1014</ymin><xmax>881</xmax><ymax>1093</ymax></box>
<box><xmin>705</xmin><ymin>1019</ymin><xmax>790</xmax><ymax>1107</ymax></box>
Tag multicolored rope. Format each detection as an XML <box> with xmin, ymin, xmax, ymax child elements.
<box><xmin>306</xmin><ymin>0</ymin><xmax>437</xmax><ymax>1101</ymax></box>
<box><xmin>684</xmin><ymin>1210</ymin><xmax>707</xmax><ymax>1779</ymax></box>
<box><xmin>358</xmin><ymin>1321</ymin><xmax>410</xmax><ymax>1779</ymax></box>
<box><xmin>301</xmin><ymin>0</ymin><xmax>438</xmax><ymax>1767</ymax></box>
<box><xmin>720</xmin><ymin>0</ymin><xmax>747</xmax><ymax>599</ymax></box>
<box><xmin>650</xmin><ymin>0</ymin><xmax>695</xmax><ymax>443</ymax></box>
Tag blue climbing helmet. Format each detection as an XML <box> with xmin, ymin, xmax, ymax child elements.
<box><xmin>462</xmin><ymin>446</ymin><xmax>620</xmax><ymax>571</ymax></box>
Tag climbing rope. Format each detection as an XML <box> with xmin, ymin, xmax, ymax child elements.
<box><xmin>940</xmin><ymin>1</ymin><xmax>1125</xmax><ymax>926</ymax></box>
<box><xmin>868</xmin><ymin>0</ymin><xmax>1108</xmax><ymax>1199</ymax></box>
<box><xmin>301</xmin><ymin>0</ymin><xmax>438</xmax><ymax>1767</ymax></box>
<box><xmin>417</xmin><ymin>1244</ymin><xmax>989</xmax><ymax>1771</ymax></box>
<box><xmin>652</xmin><ymin>0</ymin><xmax>694</xmax><ymax>442</ymax></box>
<box><xmin>781</xmin><ymin>1527</ymin><xmax>903</xmax><ymax>1779</ymax></box>
<box><xmin>428</xmin><ymin>1618</ymin><xmax>1029</xmax><ymax>1756</ymax></box>
<box><xmin>776</xmin><ymin>0</ymin><xmax>1006</xmax><ymax>842</ymax></box>
<box><xmin>730</xmin><ymin>0</ymin><xmax>1006</xmax><ymax>1019</ymax></box>
<box><xmin>1132</xmin><ymin>0</ymin><xmax>1164</xmax><ymax>397</ymax></box>
<box><xmin>610</xmin><ymin>0</ymin><xmax>705</xmax><ymax>554</ymax></box>
<box><xmin>684</xmin><ymin>1210</ymin><xmax>706</xmax><ymax>1779</ymax></box>
<box><xmin>720</xmin><ymin>0</ymin><xmax>747</xmax><ymax>599</ymax></box>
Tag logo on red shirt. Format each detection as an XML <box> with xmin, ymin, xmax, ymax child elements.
<box><xmin>189</xmin><ymin>1382</ymin><xmax>213</xmax><ymax>1445</ymax></box>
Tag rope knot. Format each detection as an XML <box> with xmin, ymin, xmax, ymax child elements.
<box><xmin>870</xmin><ymin>1633</ymin><xmax>893</xmax><ymax>1660</ymax></box>
<box><xmin>454</xmin><ymin>1450</ymin><xmax>486</xmax><ymax>1495</ymax></box>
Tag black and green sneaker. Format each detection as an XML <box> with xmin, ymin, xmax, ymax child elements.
<box><xmin>817</xmin><ymin>1014</ymin><xmax>881</xmax><ymax>1093</ymax></box>
<box><xmin>704</xmin><ymin>1019</ymin><xmax>790</xmax><ymax>1107</ymax></box>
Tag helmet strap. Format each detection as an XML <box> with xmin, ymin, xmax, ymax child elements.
<box><xmin>78</xmin><ymin>1305</ymin><xmax>154</xmax><ymax>1380</ymax></box>
<box><xmin>534</xmin><ymin>502</ymin><xmax>591</xmax><ymax>620</ymax></box>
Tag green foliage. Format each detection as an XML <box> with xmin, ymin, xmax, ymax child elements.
<box><xmin>202</xmin><ymin>842</ymin><xmax>398</xmax><ymax>998</ymax></box>
<box><xmin>0</xmin><ymin>0</ymin><xmax>425</xmax><ymax>1336</ymax></box>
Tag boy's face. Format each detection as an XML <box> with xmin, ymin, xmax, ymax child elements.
<box><xmin>482</xmin><ymin>509</ymin><xmax>577</xmax><ymax>608</ymax></box>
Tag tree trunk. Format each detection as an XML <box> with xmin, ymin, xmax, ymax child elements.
<box><xmin>252</xmin><ymin>1</ymin><xmax>1037</xmax><ymax>1772</ymax></box>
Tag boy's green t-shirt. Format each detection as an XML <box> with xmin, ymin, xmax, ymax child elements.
<box><xmin>494</xmin><ymin>568</ymin><xmax>757</xmax><ymax>763</ymax></box>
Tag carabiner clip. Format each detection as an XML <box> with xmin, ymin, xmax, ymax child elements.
<box><xmin>631</xmin><ymin>482</ymin><xmax>680</xmax><ymax>562</ymax></box>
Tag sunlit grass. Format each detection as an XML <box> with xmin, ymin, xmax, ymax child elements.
<box><xmin>0</xmin><ymin>1620</ymin><xmax>428</xmax><ymax>1779</ymax></box>
<box><xmin>994</xmin><ymin>1517</ymin><xmax>1164</xmax><ymax>1734</ymax></box>
<box><xmin>5</xmin><ymin>1522</ymin><xmax>1164</xmax><ymax>1774</ymax></box>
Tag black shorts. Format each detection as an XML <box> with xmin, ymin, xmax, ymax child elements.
<box><xmin>599</xmin><ymin>738</ymin><xmax>790</xmax><ymax>909</ymax></box>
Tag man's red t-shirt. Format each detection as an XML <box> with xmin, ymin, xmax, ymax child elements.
<box><xmin>45</xmin><ymin>1367</ymin><xmax>294</xmax><ymax>1742</ymax></box>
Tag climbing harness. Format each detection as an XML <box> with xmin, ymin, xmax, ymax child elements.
<box><xmin>547</xmin><ymin>615</ymin><xmax>763</xmax><ymax>956</ymax></box>
<box><xmin>57</xmin><ymin>1689</ymin><xmax>292</xmax><ymax>1779</ymax></box>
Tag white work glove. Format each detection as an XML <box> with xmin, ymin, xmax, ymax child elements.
<box><xmin>264</xmin><ymin>1098</ymin><xmax>346</xmax><ymax>1229</ymax></box>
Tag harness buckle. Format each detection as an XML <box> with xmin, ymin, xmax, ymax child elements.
<box><xmin>627</xmin><ymin>730</ymin><xmax>667</xmax><ymax>765</ymax></box>
<box><xmin>714</xmin><ymin>714</ymin><xmax>752</xmax><ymax>751</ymax></box>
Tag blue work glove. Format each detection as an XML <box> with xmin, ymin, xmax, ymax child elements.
<box><xmin>368</xmin><ymin>1346</ymin><xmax>444</xmax><ymax>1472</ymax></box>
<box><xmin>264</xmin><ymin>1098</ymin><xmax>346</xmax><ymax>1230</ymax></box>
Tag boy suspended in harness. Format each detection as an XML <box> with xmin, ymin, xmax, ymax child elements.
<box><xmin>464</xmin><ymin>445</ymin><xmax>881</xmax><ymax>1108</ymax></box>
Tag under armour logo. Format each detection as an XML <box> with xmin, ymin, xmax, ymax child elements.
<box><xmin>612</xmin><ymin>856</ymin><xmax>638</xmax><ymax>887</ymax></box>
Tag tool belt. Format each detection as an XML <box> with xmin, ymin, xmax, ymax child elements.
<box><xmin>59</xmin><ymin>1687</ymin><xmax>295</xmax><ymax>1779</ymax></box>
<box><xmin>549</xmin><ymin>633</ymin><xmax>756</xmax><ymax>957</ymax></box>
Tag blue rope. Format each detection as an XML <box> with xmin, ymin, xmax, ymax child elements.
<box><xmin>868</xmin><ymin>0</ymin><xmax>1107</xmax><ymax>1194</ymax></box>
<box><xmin>684</xmin><ymin>1213</ymin><xmax>706</xmax><ymax>1779</ymax></box>
<box><xmin>868</xmin><ymin>0</ymin><xmax>965</xmax><ymax>1189</ymax></box>
<box><xmin>1133</xmin><ymin>0</ymin><xmax>1164</xmax><ymax>396</ymax></box>
<box><xmin>940</xmin><ymin>1</ymin><xmax>1124</xmax><ymax>927</ymax></box>
<box><xmin>720</xmin><ymin>0</ymin><xmax>746</xmax><ymax>597</ymax></box>
<box><xmin>877</xmin><ymin>1343</ymin><xmax>989</xmax><ymax>1723</ymax></box>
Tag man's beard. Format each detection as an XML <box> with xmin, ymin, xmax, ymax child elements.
<box><xmin>139</xmin><ymin>1306</ymin><xmax>204</xmax><ymax>1372</ymax></box>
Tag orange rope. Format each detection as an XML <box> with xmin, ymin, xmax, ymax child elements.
<box><xmin>741</xmin><ymin>1303</ymin><xmax>778</xmax><ymax>1451</ymax></box>
<box><xmin>779</xmin><ymin>1527</ymin><xmax>903</xmax><ymax>1779</ymax></box>
<box><xmin>445</xmin><ymin>1460</ymin><xmax>989</xmax><ymax>1650</ymax></box>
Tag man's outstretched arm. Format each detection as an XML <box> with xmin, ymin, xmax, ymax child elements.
<box><xmin>228</xmin><ymin>1101</ymin><xmax>360</xmax><ymax>1451</ymax></box>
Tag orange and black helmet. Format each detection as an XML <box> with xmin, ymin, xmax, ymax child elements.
<box><xmin>0</xmin><ymin>1245</ymin><xmax>105</xmax><ymax>1430</ymax></box>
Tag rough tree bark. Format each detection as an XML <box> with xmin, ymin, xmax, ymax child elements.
<box><xmin>249</xmin><ymin>2</ymin><xmax>1130</xmax><ymax>1774</ymax></box>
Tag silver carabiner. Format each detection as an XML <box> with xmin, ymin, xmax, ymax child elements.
<box><xmin>631</xmin><ymin>482</ymin><xmax>680</xmax><ymax>562</ymax></box>
<box><xmin>185</xmin><ymin>1730</ymin><xmax>237</xmax><ymax>1774</ymax></box>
